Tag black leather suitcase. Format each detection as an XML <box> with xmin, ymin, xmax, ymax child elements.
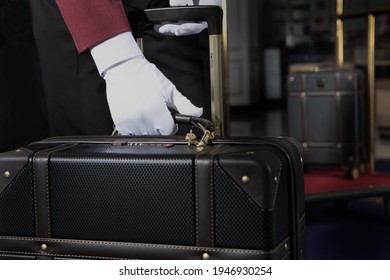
<box><xmin>287</xmin><ymin>68</ymin><xmax>367</xmax><ymax>178</ymax></box>
<box><xmin>0</xmin><ymin>133</ymin><xmax>305</xmax><ymax>260</ymax></box>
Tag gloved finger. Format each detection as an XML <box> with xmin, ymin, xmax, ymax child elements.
<box><xmin>175</xmin><ymin>22</ymin><xmax>208</xmax><ymax>36</ymax></box>
<box><xmin>113</xmin><ymin>105</ymin><xmax>177</xmax><ymax>136</ymax></box>
<box><xmin>153</xmin><ymin>68</ymin><xmax>203</xmax><ymax>117</ymax></box>
<box><xmin>197</xmin><ymin>0</ymin><xmax>222</xmax><ymax>6</ymax></box>
<box><xmin>106</xmin><ymin>74</ymin><xmax>177</xmax><ymax>135</ymax></box>
<box><xmin>170</xmin><ymin>0</ymin><xmax>222</xmax><ymax>7</ymax></box>
<box><xmin>152</xmin><ymin>106</ymin><xmax>178</xmax><ymax>135</ymax></box>
<box><xmin>170</xmin><ymin>0</ymin><xmax>193</xmax><ymax>6</ymax></box>
<box><xmin>158</xmin><ymin>124</ymin><xmax>178</xmax><ymax>136</ymax></box>
<box><xmin>154</xmin><ymin>21</ymin><xmax>208</xmax><ymax>36</ymax></box>
<box><xmin>167</xmin><ymin>88</ymin><xmax>203</xmax><ymax>117</ymax></box>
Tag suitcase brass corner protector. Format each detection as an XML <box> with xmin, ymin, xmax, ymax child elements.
<box><xmin>0</xmin><ymin>148</ymin><xmax>31</xmax><ymax>195</ymax></box>
<box><xmin>219</xmin><ymin>150</ymin><xmax>282</xmax><ymax>209</ymax></box>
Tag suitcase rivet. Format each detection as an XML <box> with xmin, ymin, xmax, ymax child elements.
<box><xmin>289</xmin><ymin>76</ymin><xmax>295</xmax><ymax>82</ymax></box>
<box><xmin>202</xmin><ymin>253</ymin><xmax>210</xmax><ymax>260</ymax></box>
<box><xmin>336</xmin><ymin>91</ymin><xmax>341</xmax><ymax>97</ymax></box>
<box><xmin>285</xmin><ymin>243</ymin><xmax>288</xmax><ymax>250</ymax></box>
<box><xmin>302</xmin><ymin>143</ymin><xmax>308</xmax><ymax>148</ymax></box>
<box><xmin>301</xmin><ymin>92</ymin><xmax>306</xmax><ymax>97</ymax></box>
<box><xmin>242</xmin><ymin>176</ymin><xmax>250</xmax><ymax>184</ymax></box>
<box><xmin>40</xmin><ymin>244</ymin><xmax>48</xmax><ymax>251</ymax></box>
<box><xmin>4</xmin><ymin>171</ymin><xmax>11</xmax><ymax>179</ymax></box>
<box><xmin>274</xmin><ymin>177</ymin><xmax>278</xmax><ymax>183</ymax></box>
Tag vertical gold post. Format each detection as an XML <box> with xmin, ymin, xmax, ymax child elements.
<box><xmin>336</xmin><ymin>19</ymin><xmax>344</xmax><ymax>66</ymax></box>
<box><xmin>336</xmin><ymin>0</ymin><xmax>344</xmax><ymax>66</ymax></box>
<box><xmin>336</xmin><ymin>0</ymin><xmax>343</xmax><ymax>16</ymax></box>
<box><xmin>209</xmin><ymin>34</ymin><xmax>225</xmax><ymax>136</ymax></box>
<box><xmin>367</xmin><ymin>14</ymin><xmax>376</xmax><ymax>174</ymax></box>
<box><xmin>221</xmin><ymin>0</ymin><xmax>230</xmax><ymax>136</ymax></box>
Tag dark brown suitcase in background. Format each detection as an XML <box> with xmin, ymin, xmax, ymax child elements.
<box><xmin>287</xmin><ymin>67</ymin><xmax>367</xmax><ymax>178</ymax></box>
<box><xmin>0</xmin><ymin>133</ymin><xmax>305</xmax><ymax>260</ymax></box>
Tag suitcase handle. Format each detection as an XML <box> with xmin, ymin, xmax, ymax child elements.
<box><xmin>173</xmin><ymin>114</ymin><xmax>214</xmax><ymax>133</ymax></box>
<box><xmin>112</xmin><ymin>114</ymin><xmax>215</xmax><ymax>147</ymax></box>
<box><xmin>126</xmin><ymin>6</ymin><xmax>223</xmax><ymax>38</ymax></box>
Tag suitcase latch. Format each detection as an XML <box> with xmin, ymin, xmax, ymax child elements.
<box><xmin>185</xmin><ymin>122</ymin><xmax>215</xmax><ymax>147</ymax></box>
<box><xmin>173</xmin><ymin>115</ymin><xmax>214</xmax><ymax>147</ymax></box>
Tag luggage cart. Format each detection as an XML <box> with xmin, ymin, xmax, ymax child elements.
<box><xmin>304</xmin><ymin>0</ymin><xmax>390</xmax><ymax>218</ymax></box>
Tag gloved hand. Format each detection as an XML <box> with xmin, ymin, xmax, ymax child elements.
<box><xmin>155</xmin><ymin>20</ymin><xmax>208</xmax><ymax>36</ymax></box>
<box><xmin>155</xmin><ymin>0</ymin><xmax>222</xmax><ymax>36</ymax></box>
<box><xmin>169</xmin><ymin>0</ymin><xmax>222</xmax><ymax>7</ymax></box>
<box><xmin>90</xmin><ymin>32</ymin><xmax>202</xmax><ymax>135</ymax></box>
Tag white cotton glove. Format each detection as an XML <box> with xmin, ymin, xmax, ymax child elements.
<box><xmin>90</xmin><ymin>32</ymin><xmax>203</xmax><ymax>135</ymax></box>
<box><xmin>155</xmin><ymin>20</ymin><xmax>208</xmax><ymax>36</ymax></box>
<box><xmin>155</xmin><ymin>0</ymin><xmax>222</xmax><ymax>36</ymax></box>
<box><xmin>169</xmin><ymin>0</ymin><xmax>222</xmax><ymax>6</ymax></box>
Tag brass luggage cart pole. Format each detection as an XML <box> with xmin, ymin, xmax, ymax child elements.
<box><xmin>336</xmin><ymin>0</ymin><xmax>377</xmax><ymax>174</ymax></box>
<box><xmin>336</xmin><ymin>0</ymin><xmax>344</xmax><ymax>67</ymax></box>
<box><xmin>367</xmin><ymin>14</ymin><xmax>376</xmax><ymax>175</ymax></box>
<box><xmin>221</xmin><ymin>0</ymin><xmax>231</xmax><ymax>136</ymax></box>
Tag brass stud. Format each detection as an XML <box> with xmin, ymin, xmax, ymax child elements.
<box><xmin>202</xmin><ymin>253</ymin><xmax>210</xmax><ymax>260</ymax></box>
<box><xmin>284</xmin><ymin>243</ymin><xmax>288</xmax><ymax>250</ymax></box>
<box><xmin>40</xmin><ymin>244</ymin><xmax>48</xmax><ymax>251</ymax></box>
<box><xmin>4</xmin><ymin>171</ymin><xmax>11</xmax><ymax>179</ymax></box>
<box><xmin>242</xmin><ymin>176</ymin><xmax>250</xmax><ymax>184</ymax></box>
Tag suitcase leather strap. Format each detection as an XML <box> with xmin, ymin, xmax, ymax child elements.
<box><xmin>33</xmin><ymin>144</ymin><xmax>78</xmax><ymax>240</ymax></box>
<box><xmin>194</xmin><ymin>144</ymin><xmax>229</xmax><ymax>248</ymax></box>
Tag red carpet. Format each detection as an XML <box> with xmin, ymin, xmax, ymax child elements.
<box><xmin>304</xmin><ymin>169</ymin><xmax>390</xmax><ymax>200</ymax></box>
